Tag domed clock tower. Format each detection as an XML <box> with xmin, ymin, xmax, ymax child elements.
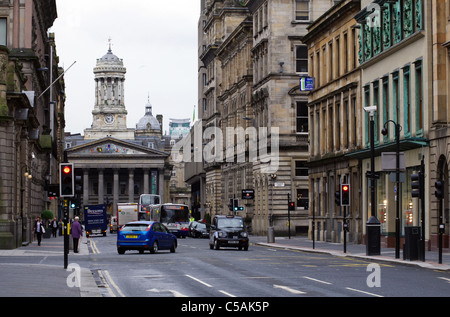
<box><xmin>84</xmin><ymin>45</ymin><xmax>135</xmax><ymax>140</ymax></box>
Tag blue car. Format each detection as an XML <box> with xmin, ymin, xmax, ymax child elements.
<box><xmin>117</xmin><ymin>221</ymin><xmax>177</xmax><ymax>254</ymax></box>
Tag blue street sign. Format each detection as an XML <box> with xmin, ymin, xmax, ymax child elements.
<box><xmin>300</xmin><ymin>77</ymin><xmax>314</xmax><ymax>91</ymax></box>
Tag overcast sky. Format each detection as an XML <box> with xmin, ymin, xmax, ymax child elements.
<box><xmin>50</xmin><ymin>0</ymin><xmax>199</xmax><ymax>135</ymax></box>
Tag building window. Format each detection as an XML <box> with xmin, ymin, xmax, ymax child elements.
<box><xmin>364</xmin><ymin>85</ymin><xmax>370</xmax><ymax>146</ymax></box>
<box><xmin>297</xmin><ymin>188</ymin><xmax>309</xmax><ymax>209</ymax></box>
<box><xmin>373</xmin><ymin>80</ymin><xmax>379</xmax><ymax>143</ymax></box>
<box><xmin>296</xmin><ymin>101</ymin><xmax>308</xmax><ymax>133</ymax></box>
<box><xmin>393</xmin><ymin>71</ymin><xmax>400</xmax><ymax>127</ymax></box>
<box><xmin>295</xmin><ymin>0</ymin><xmax>310</xmax><ymax>21</ymax></box>
<box><xmin>403</xmin><ymin>65</ymin><xmax>411</xmax><ymax>135</ymax></box>
<box><xmin>295</xmin><ymin>161</ymin><xmax>308</xmax><ymax>177</ymax></box>
<box><xmin>0</xmin><ymin>18</ymin><xmax>6</xmax><ymax>46</ymax></box>
<box><xmin>382</xmin><ymin>76</ymin><xmax>389</xmax><ymax>142</ymax></box>
<box><xmin>296</xmin><ymin>45</ymin><xmax>308</xmax><ymax>73</ymax></box>
<box><xmin>415</xmin><ymin>60</ymin><xmax>423</xmax><ymax>135</ymax></box>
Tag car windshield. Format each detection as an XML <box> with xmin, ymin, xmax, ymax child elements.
<box><xmin>217</xmin><ymin>218</ymin><xmax>244</xmax><ymax>229</ymax></box>
<box><xmin>197</xmin><ymin>223</ymin><xmax>208</xmax><ymax>229</ymax></box>
<box><xmin>121</xmin><ymin>223</ymin><xmax>149</xmax><ymax>232</ymax></box>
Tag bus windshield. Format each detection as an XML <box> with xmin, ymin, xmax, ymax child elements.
<box><xmin>160</xmin><ymin>205</ymin><xmax>189</xmax><ymax>224</ymax></box>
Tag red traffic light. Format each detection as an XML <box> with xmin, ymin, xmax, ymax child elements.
<box><xmin>63</xmin><ymin>166</ymin><xmax>72</xmax><ymax>174</ymax></box>
<box><xmin>342</xmin><ymin>185</ymin><xmax>349</xmax><ymax>192</ymax></box>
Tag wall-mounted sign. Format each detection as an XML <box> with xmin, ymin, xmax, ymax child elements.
<box><xmin>300</xmin><ymin>77</ymin><xmax>315</xmax><ymax>91</ymax></box>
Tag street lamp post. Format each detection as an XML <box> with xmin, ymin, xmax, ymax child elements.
<box><xmin>364</xmin><ymin>106</ymin><xmax>380</xmax><ymax>256</ymax></box>
<box><xmin>382</xmin><ymin>120</ymin><xmax>402</xmax><ymax>259</ymax></box>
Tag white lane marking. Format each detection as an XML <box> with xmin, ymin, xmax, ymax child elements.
<box><xmin>273</xmin><ymin>284</ymin><xmax>306</xmax><ymax>295</ymax></box>
<box><xmin>346</xmin><ymin>287</ymin><xmax>383</xmax><ymax>297</ymax></box>
<box><xmin>185</xmin><ymin>274</ymin><xmax>213</xmax><ymax>288</ymax></box>
<box><xmin>219</xmin><ymin>290</ymin><xmax>237</xmax><ymax>297</ymax></box>
<box><xmin>303</xmin><ymin>276</ymin><xmax>332</xmax><ymax>285</ymax></box>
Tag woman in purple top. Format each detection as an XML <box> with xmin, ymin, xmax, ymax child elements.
<box><xmin>72</xmin><ymin>217</ymin><xmax>83</xmax><ymax>253</ymax></box>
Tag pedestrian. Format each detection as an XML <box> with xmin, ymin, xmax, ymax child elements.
<box><xmin>72</xmin><ymin>216</ymin><xmax>83</xmax><ymax>253</ymax></box>
<box><xmin>34</xmin><ymin>217</ymin><xmax>44</xmax><ymax>246</ymax></box>
<box><xmin>51</xmin><ymin>217</ymin><xmax>58</xmax><ymax>238</ymax></box>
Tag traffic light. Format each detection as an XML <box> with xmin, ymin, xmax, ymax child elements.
<box><xmin>232</xmin><ymin>198</ymin><xmax>241</xmax><ymax>212</ymax></box>
<box><xmin>335</xmin><ymin>190</ymin><xmax>341</xmax><ymax>206</ymax></box>
<box><xmin>341</xmin><ymin>184</ymin><xmax>350</xmax><ymax>206</ymax></box>
<box><xmin>288</xmin><ymin>201</ymin><xmax>295</xmax><ymax>211</ymax></box>
<box><xmin>411</xmin><ymin>172</ymin><xmax>423</xmax><ymax>199</ymax></box>
<box><xmin>60</xmin><ymin>163</ymin><xmax>74</xmax><ymax>197</ymax></box>
<box><xmin>435</xmin><ymin>180</ymin><xmax>445</xmax><ymax>200</ymax></box>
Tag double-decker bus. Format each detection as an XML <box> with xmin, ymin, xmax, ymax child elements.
<box><xmin>146</xmin><ymin>203</ymin><xmax>190</xmax><ymax>238</ymax></box>
<box><xmin>138</xmin><ymin>194</ymin><xmax>161</xmax><ymax>220</ymax></box>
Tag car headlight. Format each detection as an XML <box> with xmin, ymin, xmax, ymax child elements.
<box><xmin>240</xmin><ymin>232</ymin><xmax>248</xmax><ymax>238</ymax></box>
<box><xmin>218</xmin><ymin>231</ymin><xmax>227</xmax><ymax>238</ymax></box>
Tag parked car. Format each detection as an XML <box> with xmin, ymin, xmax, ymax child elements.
<box><xmin>189</xmin><ymin>221</ymin><xmax>210</xmax><ymax>238</ymax></box>
<box><xmin>117</xmin><ymin>221</ymin><xmax>177</xmax><ymax>254</ymax></box>
<box><xmin>209</xmin><ymin>215</ymin><xmax>249</xmax><ymax>251</ymax></box>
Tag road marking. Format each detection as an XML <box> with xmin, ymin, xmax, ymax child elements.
<box><xmin>98</xmin><ymin>270</ymin><xmax>115</xmax><ymax>297</ymax></box>
<box><xmin>103</xmin><ymin>270</ymin><xmax>125</xmax><ymax>297</ymax></box>
<box><xmin>303</xmin><ymin>276</ymin><xmax>332</xmax><ymax>285</ymax></box>
<box><xmin>185</xmin><ymin>274</ymin><xmax>212</xmax><ymax>288</ymax></box>
<box><xmin>438</xmin><ymin>277</ymin><xmax>450</xmax><ymax>284</ymax></box>
<box><xmin>90</xmin><ymin>240</ymin><xmax>100</xmax><ymax>254</ymax></box>
<box><xmin>148</xmin><ymin>288</ymin><xmax>188</xmax><ymax>297</ymax></box>
<box><xmin>346</xmin><ymin>287</ymin><xmax>383</xmax><ymax>297</ymax></box>
<box><xmin>273</xmin><ymin>284</ymin><xmax>306</xmax><ymax>295</ymax></box>
<box><xmin>219</xmin><ymin>290</ymin><xmax>237</xmax><ymax>297</ymax></box>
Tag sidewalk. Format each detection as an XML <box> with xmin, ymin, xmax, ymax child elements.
<box><xmin>0</xmin><ymin>234</ymin><xmax>101</xmax><ymax>297</ymax></box>
<box><xmin>252</xmin><ymin>235</ymin><xmax>450</xmax><ymax>271</ymax></box>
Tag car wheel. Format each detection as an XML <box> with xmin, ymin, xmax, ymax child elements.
<box><xmin>117</xmin><ymin>248</ymin><xmax>125</xmax><ymax>255</ymax></box>
<box><xmin>243</xmin><ymin>245</ymin><xmax>248</xmax><ymax>251</ymax></box>
<box><xmin>170</xmin><ymin>241</ymin><xmax>177</xmax><ymax>253</ymax></box>
<box><xmin>214</xmin><ymin>239</ymin><xmax>220</xmax><ymax>250</ymax></box>
<box><xmin>150</xmin><ymin>241</ymin><xmax>158</xmax><ymax>254</ymax></box>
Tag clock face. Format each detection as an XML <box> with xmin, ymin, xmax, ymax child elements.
<box><xmin>105</xmin><ymin>115</ymin><xmax>115</xmax><ymax>124</ymax></box>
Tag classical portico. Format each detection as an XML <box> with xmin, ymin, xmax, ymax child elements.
<box><xmin>67</xmin><ymin>137</ymin><xmax>168</xmax><ymax>214</ymax></box>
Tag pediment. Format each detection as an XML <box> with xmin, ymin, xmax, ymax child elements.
<box><xmin>67</xmin><ymin>137</ymin><xmax>168</xmax><ymax>158</ymax></box>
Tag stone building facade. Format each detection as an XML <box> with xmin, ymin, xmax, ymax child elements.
<box><xmin>66</xmin><ymin>48</ymin><xmax>170</xmax><ymax>216</ymax></box>
<box><xmin>0</xmin><ymin>0</ymin><xmax>66</xmax><ymax>249</ymax></box>
<box><xmin>429</xmin><ymin>0</ymin><xmax>449</xmax><ymax>249</ymax></box>
<box><xmin>194</xmin><ymin>0</ymin><xmax>334</xmax><ymax>235</ymax></box>
<box><xmin>303</xmin><ymin>0</ymin><xmax>363</xmax><ymax>243</ymax></box>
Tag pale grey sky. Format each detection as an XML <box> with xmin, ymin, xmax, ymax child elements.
<box><xmin>50</xmin><ymin>0</ymin><xmax>199</xmax><ymax>135</ymax></box>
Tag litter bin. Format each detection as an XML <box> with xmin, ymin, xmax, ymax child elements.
<box><xmin>267</xmin><ymin>227</ymin><xmax>275</xmax><ymax>243</ymax></box>
<box><xmin>366</xmin><ymin>216</ymin><xmax>381</xmax><ymax>256</ymax></box>
<box><xmin>404</xmin><ymin>226</ymin><xmax>421</xmax><ymax>261</ymax></box>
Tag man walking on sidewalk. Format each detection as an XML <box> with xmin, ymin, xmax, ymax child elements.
<box><xmin>72</xmin><ymin>217</ymin><xmax>83</xmax><ymax>253</ymax></box>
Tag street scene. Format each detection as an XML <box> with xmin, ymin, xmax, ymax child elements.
<box><xmin>1</xmin><ymin>0</ymin><xmax>450</xmax><ymax>304</ymax></box>
<box><xmin>0</xmin><ymin>232</ymin><xmax>449</xmax><ymax>299</ymax></box>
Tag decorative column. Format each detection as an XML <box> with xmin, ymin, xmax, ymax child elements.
<box><xmin>113</xmin><ymin>169</ymin><xmax>119</xmax><ymax>213</ymax></box>
<box><xmin>143</xmin><ymin>169</ymin><xmax>149</xmax><ymax>194</ymax></box>
<box><xmin>128</xmin><ymin>168</ymin><xmax>135</xmax><ymax>202</ymax></box>
<box><xmin>98</xmin><ymin>168</ymin><xmax>104</xmax><ymax>205</ymax></box>
<box><xmin>83</xmin><ymin>169</ymin><xmax>89</xmax><ymax>207</ymax></box>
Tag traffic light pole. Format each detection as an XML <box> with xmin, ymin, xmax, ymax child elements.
<box><xmin>420</xmin><ymin>156</ymin><xmax>425</xmax><ymax>262</ymax></box>
<box><xmin>287</xmin><ymin>194</ymin><xmax>291</xmax><ymax>240</ymax></box>
<box><xmin>63</xmin><ymin>200</ymin><xmax>69</xmax><ymax>269</ymax></box>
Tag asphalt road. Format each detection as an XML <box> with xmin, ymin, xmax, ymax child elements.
<box><xmin>84</xmin><ymin>234</ymin><xmax>450</xmax><ymax>298</ymax></box>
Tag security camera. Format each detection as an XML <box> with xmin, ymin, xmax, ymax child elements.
<box><xmin>363</xmin><ymin>105</ymin><xmax>377</xmax><ymax>113</ymax></box>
